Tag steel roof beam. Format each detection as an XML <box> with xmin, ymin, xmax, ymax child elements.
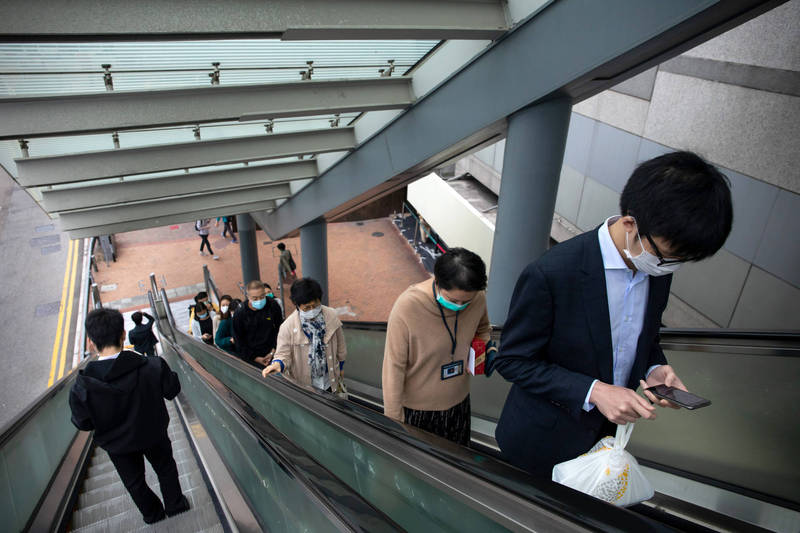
<box><xmin>16</xmin><ymin>128</ymin><xmax>354</xmax><ymax>187</ymax></box>
<box><xmin>58</xmin><ymin>183</ymin><xmax>290</xmax><ymax>230</ymax></box>
<box><xmin>41</xmin><ymin>160</ymin><xmax>316</xmax><ymax>212</ymax></box>
<box><xmin>256</xmin><ymin>0</ymin><xmax>785</xmax><ymax>238</ymax></box>
<box><xmin>0</xmin><ymin>0</ymin><xmax>507</xmax><ymax>42</ymax></box>
<box><xmin>65</xmin><ymin>201</ymin><xmax>276</xmax><ymax>240</ymax></box>
<box><xmin>0</xmin><ymin>78</ymin><xmax>413</xmax><ymax>140</ymax></box>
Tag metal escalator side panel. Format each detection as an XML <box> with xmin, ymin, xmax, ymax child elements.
<box><xmin>162</xmin><ymin>340</ymin><xmax>404</xmax><ymax>533</ymax></box>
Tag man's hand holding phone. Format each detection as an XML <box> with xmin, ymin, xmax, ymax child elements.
<box><xmin>641</xmin><ymin>364</ymin><xmax>686</xmax><ymax>409</ymax></box>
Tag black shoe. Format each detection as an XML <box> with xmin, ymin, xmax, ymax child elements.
<box><xmin>143</xmin><ymin>509</ymin><xmax>166</xmax><ymax>524</ymax></box>
<box><xmin>165</xmin><ymin>495</ymin><xmax>191</xmax><ymax>517</ymax></box>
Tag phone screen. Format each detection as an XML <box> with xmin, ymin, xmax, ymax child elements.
<box><xmin>647</xmin><ymin>385</ymin><xmax>711</xmax><ymax>409</ymax></box>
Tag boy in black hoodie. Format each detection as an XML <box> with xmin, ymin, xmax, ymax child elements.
<box><xmin>69</xmin><ymin>308</ymin><xmax>190</xmax><ymax>524</ymax></box>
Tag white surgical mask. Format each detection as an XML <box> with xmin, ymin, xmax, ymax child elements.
<box><xmin>299</xmin><ymin>305</ymin><xmax>322</xmax><ymax>320</ymax></box>
<box><xmin>220</xmin><ymin>305</ymin><xmax>229</xmax><ymax>314</ymax></box>
<box><xmin>624</xmin><ymin>230</ymin><xmax>682</xmax><ymax>277</ymax></box>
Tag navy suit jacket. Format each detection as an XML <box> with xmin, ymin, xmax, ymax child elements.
<box><xmin>493</xmin><ymin>229</ymin><xmax>671</xmax><ymax>477</ymax></box>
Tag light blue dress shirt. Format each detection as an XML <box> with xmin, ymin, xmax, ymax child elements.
<box><xmin>583</xmin><ymin>216</ymin><xmax>658</xmax><ymax>411</ymax></box>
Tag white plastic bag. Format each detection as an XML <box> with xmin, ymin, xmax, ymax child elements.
<box><xmin>552</xmin><ymin>423</ymin><xmax>654</xmax><ymax>506</ymax></box>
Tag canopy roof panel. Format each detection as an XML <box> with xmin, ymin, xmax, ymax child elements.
<box><xmin>0</xmin><ymin>40</ymin><xmax>437</xmax><ymax>96</ymax></box>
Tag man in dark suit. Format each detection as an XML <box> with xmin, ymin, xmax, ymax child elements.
<box><xmin>128</xmin><ymin>311</ymin><xmax>158</xmax><ymax>356</ymax></box>
<box><xmin>493</xmin><ymin>152</ymin><xmax>733</xmax><ymax>477</ymax></box>
<box><xmin>70</xmin><ymin>308</ymin><xmax>190</xmax><ymax>524</ymax></box>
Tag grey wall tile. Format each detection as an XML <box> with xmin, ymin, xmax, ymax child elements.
<box><xmin>637</xmin><ymin>138</ymin><xmax>673</xmax><ymax>164</ymax></box>
<box><xmin>586</xmin><ymin>122</ymin><xmax>641</xmax><ymax>193</ymax></box>
<box><xmin>643</xmin><ymin>72</ymin><xmax>800</xmax><ymax>194</ymax></box>
<box><xmin>495</xmin><ymin>139</ymin><xmax>505</xmax><ymax>174</ymax></box>
<box><xmin>611</xmin><ymin>66</ymin><xmax>658</xmax><ymax>101</ymax></box>
<box><xmin>576</xmin><ymin>177</ymin><xmax>620</xmax><ymax>231</ymax></box>
<box><xmin>563</xmin><ymin>113</ymin><xmax>595</xmax><ymax>175</ymax></box>
<box><xmin>554</xmin><ymin>164</ymin><xmax>585</xmax><ymax>224</ymax></box>
<box><xmin>669</xmin><ymin>248</ymin><xmax>750</xmax><ymax>327</ymax></box>
<box><xmin>753</xmin><ymin>189</ymin><xmax>800</xmax><ymax>287</ymax></box>
<box><xmin>722</xmin><ymin>168</ymin><xmax>779</xmax><ymax>263</ymax></box>
<box><xmin>730</xmin><ymin>267</ymin><xmax>800</xmax><ymax>330</ymax></box>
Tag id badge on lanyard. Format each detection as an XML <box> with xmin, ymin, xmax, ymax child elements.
<box><xmin>441</xmin><ymin>360</ymin><xmax>464</xmax><ymax>380</ymax></box>
<box><xmin>434</xmin><ymin>281</ymin><xmax>464</xmax><ymax>381</ymax></box>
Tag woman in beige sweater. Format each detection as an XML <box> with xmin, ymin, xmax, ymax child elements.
<box><xmin>382</xmin><ymin>248</ymin><xmax>491</xmax><ymax>445</ymax></box>
<box><xmin>261</xmin><ymin>278</ymin><xmax>346</xmax><ymax>392</ymax></box>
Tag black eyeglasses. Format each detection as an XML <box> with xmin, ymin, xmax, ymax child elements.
<box><xmin>643</xmin><ymin>234</ymin><xmax>685</xmax><ymax>266</ymax></box>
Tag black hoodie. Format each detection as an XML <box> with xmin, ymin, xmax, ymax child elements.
<box><xmin>69</xmin><ymin>351</ymin><xmax>180</xmax><ymax>454</ymax></box>
<box><xmin>231</xmin><ymin>298</ymin><xmax>283</xmax><ymax>365</ymax></box>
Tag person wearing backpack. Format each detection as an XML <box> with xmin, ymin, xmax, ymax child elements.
<box><xmin>195</xmin><ymin>219</ymin><xmax>218</xmax><ymax>260</ymax></box>
<box><xmin>277</xmin><ymin>242</ymin><xmax>296</xmax><ymax>282</ymax></box>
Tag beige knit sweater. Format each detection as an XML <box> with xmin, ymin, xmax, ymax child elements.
<box><xmin>382</xmin><ymin>279</ymin><xmax>491</xmax><ymax>421</ymax></box>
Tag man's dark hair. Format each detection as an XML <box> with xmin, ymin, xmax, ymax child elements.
<box><xmin>85</xmin><ymin>308</ymin><xmax>124</xmax><ymax>351</ymax></box>
<box><xmin>246</xmin><ymin>280</ymin><xmax>264</xmax><ymax>291</ymax></box>
<box><xmin>290</xmin><ymin>278</ymin><xmax>323</xmax><ymax>306</ymax></box>
<box><xmin>194</xmin><ymin>291</ymin><xmax>208</xmax><ymax>303</ymax></box>
<box><xmin>131</xmin><ymin>311</ymin><xmax>143</xmax><ymax>325</ymax></box>
<box><xmin>276</xmin><ymin>242</ymin><xmax>286</xmax><ymax>251</ymax></box>
<box><xmin>620</xmin><ymin>151</ymin><xmax>732</xmax><ymax>262</ymax></box>
<box><xmin>434</xmin><ymin>248</ymin><xmax>487</xmax><ymax>291</ymax></box>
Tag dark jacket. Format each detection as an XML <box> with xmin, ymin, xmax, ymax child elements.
<box><xmin>69</xmin><ymin>351</ymin><xmax>180</xmax><ymax>454</ymax></box>
<box><xmin>128</xmin><ymin>312</ymin><xmax>158</xmax><ymax>355</ymax></box>
<box><xmin>232</xmin><ymin>298</ymin><xmax>283</xmax><ymax>364</ymax></box>
<box><xmin>493</xmin><ymin>229</ymin><xmax>671</xmax><ymax>477</ymax></box>
<box><xmin>214</xmin><ymin>316</ymin><xmax>237</xmax><ymax>355</ymax></box>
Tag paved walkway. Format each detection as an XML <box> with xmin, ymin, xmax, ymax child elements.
<box><xmin>96</xmin><ymin>217</ymin><xmax>430</xmax><ymax>323</ymax></box>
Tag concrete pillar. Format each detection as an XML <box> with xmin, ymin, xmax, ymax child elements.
<box><xmin>300</xmin><ymin>217</ymin><xmax>329</xmax><ymax>305</ymax></box>
<box><xmin>487</xmin><ymin>96</ymin><xmax>572</xmax><ymax>325</ymax></box>
<box><xmin>236</xmin><ymin>213</ymin><xmax>261</xmax><ymax>286</ymax></box>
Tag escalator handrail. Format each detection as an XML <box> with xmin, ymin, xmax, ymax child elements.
<box><xmin>0</xmin><ymin>355</ymin><xmax>94</xmax><ymax>448</ymax></box>
<box><xmin>161</xmin><ymin>299</ymin><xmax>671</xmax><ymax>532</ymax></box>
<box><xmin>160</xmin><ymin>331</ymin><xmax>404</xmax><ymax>532</ymax></box>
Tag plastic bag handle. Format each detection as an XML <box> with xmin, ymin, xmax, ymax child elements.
<box><xmin>614</xmin><ymin>423</ymin><xmax>635</xmax><ymax>449</ymax></box>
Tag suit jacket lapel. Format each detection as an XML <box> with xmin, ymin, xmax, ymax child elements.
<box><xmin>581</xmin><ymin>231</ymin><xmax>614</xmax><ymax>385</ymax></box>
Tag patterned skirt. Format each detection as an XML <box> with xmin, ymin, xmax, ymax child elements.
<box><xmin>403</xmin><ymin>395</ymin><xmax>471</xmax><ymax>446</ymax></box>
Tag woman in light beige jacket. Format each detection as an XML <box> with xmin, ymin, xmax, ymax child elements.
<box><xmin>261</xmin><ymin>278</ymin><xmax>346</xmax><ymax>392</ymax></box>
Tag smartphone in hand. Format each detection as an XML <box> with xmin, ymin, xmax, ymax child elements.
<box><xmin>646</xmin><ymin>385</ymin><xmax>711</xmax><ymax>410</ymax></box>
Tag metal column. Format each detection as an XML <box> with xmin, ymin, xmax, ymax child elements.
<box><xmin>300</xmin><ymin>217</ymin><xmax>329</xmax><ymax>305</ymax></box>
<box><xmin>236</xmin><ymin>213</ymin><xmax>261</xmax><ymax>286</ymax></box>
<box><xmin>486</xmin><ymin>97</ymin><xmax>572</xmax><ymax>325</ymax></box>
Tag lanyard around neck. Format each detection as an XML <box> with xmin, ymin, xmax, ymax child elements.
<box><xmin>432</xmin><ymin>281</ymin><xmax>458</xmax><ymax>357</ymax></box>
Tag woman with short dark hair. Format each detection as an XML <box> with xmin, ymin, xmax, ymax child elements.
<box><xmin>382</xmin><ymin>247</ymin><xmax>491</xmax><ymax>445</ymax></box>
<box><xmin>261</xmin><ymin>278</ymin><xmax>347</xmax><ymax>393</ymax></box>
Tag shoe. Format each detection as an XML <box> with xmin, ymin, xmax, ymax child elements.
<box><xmin>165</xmin><ymin>495</ymin><xmax>191</xmax><ymax>517</ymax></box>
<box><xmin>232</xmin><ymin>239</ymin><xmax>238</xmax><ymax>243</ymax></box>
<box><xmin>199</xmin><ymin>251</ymin><xmax>206</xmax><ymax>256</ymax></box>
<box><xmin>213</xmin><ymin>255</ymin><xmax>219</xmax><ymax>260</ymax></box>
<box><xmin>143</xmin><ymin>509</ymin><xmax>167</xmax><ymax>524</ymax></box>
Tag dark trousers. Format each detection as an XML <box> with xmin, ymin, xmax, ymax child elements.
<box><xmin>404</xmin><ymin>395</ymin><xmax>471</xmax><ymax>446</ymax></box>
<box><xmin>107</xmin><ymin>437</ymin><xmax>185</xmax><ymax>522</ymax></box>
<box><xmin>199</xmin><ymin>234</ymin><xmax>213</xmax><ymax>254</ymax></box>
<box><xmin>222</xmin><ymin>221</ymin><xmax>236</xmax><ymax>240</ymax></box>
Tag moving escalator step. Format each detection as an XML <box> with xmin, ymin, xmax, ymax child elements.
<box><xmin>71</xmin><ymin>497</ymin><xmax>221</xmax><ymax>533</ymax></box>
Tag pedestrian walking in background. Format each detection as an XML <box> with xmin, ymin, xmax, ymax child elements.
<box><xmin>69</xmin><ymin>308</ymin><xmax>190</xmax><ymax>525</ymax></box>
<box><xmin>195</xmin><ymin>219</ymin><xmax>219</xmax><ymax>260</ymax></box>
<box><xmin>128</xmin><ymin>311</ymin><xmax>159</xmax><ymax>356</ymax></box>
<box><xmin>215</xmin><ymin>216</ymin><xmax>237</xmax><ymax>243</ymax></box>
<box><xmin>277</xmin><ymin>242</ymin><xmax>296</xmax><ymax>282</ymax></box>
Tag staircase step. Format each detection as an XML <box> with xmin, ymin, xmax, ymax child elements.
<box><xmin>72</xmin><ymin>485</ymin><xmax>210</xmax><ymax>529</ymax></box>
<box><xmin>82</xmin><ymin>456</ymin><xmax>197</xmax><ymax>492</ymax></box>
<box><xmin>71</xmin><ymin>489</ymin><xmax>220</xmax><ymax>533</ymax></box>
<box><xmin>79</xmin><ymin>468</ymin><xmax>204</xmax><ymax>507</ymax></box>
